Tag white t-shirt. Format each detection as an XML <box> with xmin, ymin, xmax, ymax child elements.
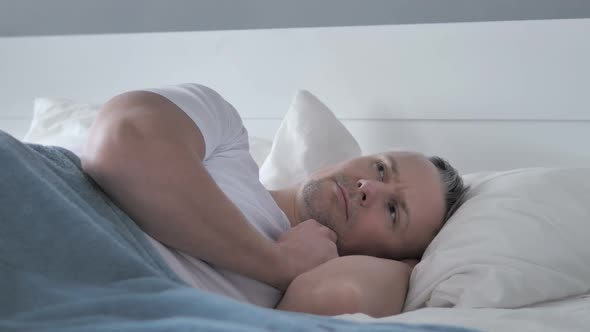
<box><xmin>141</xmin><ymin>83</ymin><xmax>291</xmax><ymax>308</ymax></box>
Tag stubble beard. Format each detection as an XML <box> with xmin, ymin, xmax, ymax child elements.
<box><xmin>302</xmin><ymin>178</ymin><xmax>337</xmax><ymax>232</ymax></box>
<box><xmin>301</xmin><ymin>175</ymin><xmax>358</xmax><ymax>234</ymax></box>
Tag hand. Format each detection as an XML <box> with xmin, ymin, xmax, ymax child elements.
<box><xmin>273</xmin><ymin>219</ymin><xmax>339</xmax><ymax>290</ymax></box>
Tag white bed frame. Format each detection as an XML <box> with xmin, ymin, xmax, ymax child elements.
<box><xmin>2</xmin><ymin>18</ymin><xmax>589</xmax><ymax>173</ymax></box>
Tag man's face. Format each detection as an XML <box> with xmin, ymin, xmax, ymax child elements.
<box><xmin>295</xmin><ymin>151</ymin><xmax>446</xmax><ymax>260</ymax></box>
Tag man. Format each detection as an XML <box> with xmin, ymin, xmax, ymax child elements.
<box><xmin>82</xmin><ymin>83</ymin><xmax>468</xmax><ymax>318</ymax></box>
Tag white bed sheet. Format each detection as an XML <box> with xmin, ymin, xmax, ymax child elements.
<box><xmin>335</xmin><ymin>294</ymin><xmax>590</xmax><ymax>332</ymax></box>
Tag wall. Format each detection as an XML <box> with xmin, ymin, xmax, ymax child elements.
<box><xmin>1</xmin><ymin>19</ymin><xmax>589</xmax><ymax>173</ymax></box>
<box><xmin>1</xmin><ymin>0</ymin><xmax>590</xmax><ymax>36</ymax></box>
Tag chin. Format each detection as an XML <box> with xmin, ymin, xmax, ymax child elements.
<box><xmin>300</xmin><ymin>178</ymin><xmax>340</xmax><ymax>228</ymax></box>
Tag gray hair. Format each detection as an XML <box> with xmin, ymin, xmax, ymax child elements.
<box><xmin>428</xmin><ymin>156</ymin><xmax>470</xmax><ymax>225</ymax></box>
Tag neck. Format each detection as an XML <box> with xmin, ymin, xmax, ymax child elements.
<box><xmin>269</xmin><ymin>186</ymin><xmax>301</xmax><ymax>228</ymax></box>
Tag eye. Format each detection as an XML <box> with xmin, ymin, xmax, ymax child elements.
<box><xmin>388</xmin><ymin>203</ymin><xmax>397</xmax><ymax>224</ymax></box>
<box><xmin>376</xmin><ymin>162</ymin><xmax>386</xmax><ymax>181</ymax></box>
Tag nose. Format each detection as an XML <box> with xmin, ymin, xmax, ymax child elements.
<box><xmin>356</xmin><ymin>179</ymin><xmax>382</xmax><ymax>207</ymax></box>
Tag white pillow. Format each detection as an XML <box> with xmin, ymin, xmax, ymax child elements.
<box><xmin>23</xmin><ymin>97</ymin><xmax>273</xmax><ymax>167</ymax></box>
<box><xmin>404</xmin><ymin>168</ymin><xmax>590</xmax><ymax>311</ymax></box>
<box><xmin>23</xmin><ymin>98</ymin><xmax>100</xmax><ymax>155</ymax></box>
<box><xmin>259</xmin><ymin>90</ymin><xmax>361</xmax><ymax>190</ymax></box>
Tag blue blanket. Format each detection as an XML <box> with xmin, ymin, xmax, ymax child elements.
<box><xmin>0</xmin><ymin>130</ymin><xmax>476</xmax><ymax>332</ymax></box>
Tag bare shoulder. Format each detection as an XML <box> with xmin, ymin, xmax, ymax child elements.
<box><xmin>300</xmin><ymin>255</ymin><xmax>411</xmax><ymax>278</ymax></box>
<box><xmin>99</xmin><ymin>90</ymin><xmax>197</xmax><ymax>138</ymax></box>
<box><xmin>277</xmin><ymin>256</ymin><xmax>411</xmax><ymax>317</ymax></box>
<box><xmin>84</xmin><ymin>89</ymin><xmax>206</xmax><ymax>165</ymax></box>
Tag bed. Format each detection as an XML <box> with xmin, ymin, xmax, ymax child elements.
<box><xmin>1</xmin><ymin>17</ymin><xmax>590</xmax><ymax>332</ymax></box>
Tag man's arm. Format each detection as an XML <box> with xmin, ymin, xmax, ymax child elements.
<box><xmin>276</xmin><ymin>256</ymin><xmax>412</xmax><ymax>317</ymax></box>
<box><xmin>82</xmin><ymin>90</ymin><xmax>337</xmax><ymax>290</ymax></box>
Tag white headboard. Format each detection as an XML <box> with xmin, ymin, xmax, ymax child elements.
<box><xmin>1</xmin><ymin>18</ymin><xmax>589</xmax><ymax>173</ymax></box>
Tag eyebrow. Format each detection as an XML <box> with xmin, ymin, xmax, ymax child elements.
<box><xmin>385</xmin><ymin>154</ymin><xmax>398</xmax><ymax>176</ymax></box>
<box><xmin>385</xmin><ymin>154</ymin><xmax>411</xmax><ymax>231</ymax></box>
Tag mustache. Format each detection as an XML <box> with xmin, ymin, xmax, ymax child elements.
<box><xmin>332</xmin><ymin>175</ymin><xmax>361</xmax><ymax>206</ymax></box>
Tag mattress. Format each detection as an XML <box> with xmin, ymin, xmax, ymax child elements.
<box><xmin>336</xmin><ymin>294</ymin><xmax>590</xmax><ymax>332</ymax></box>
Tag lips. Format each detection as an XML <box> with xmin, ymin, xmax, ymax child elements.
<box><xmin>335</xmin><ymin>181</ymin><xmax>349</xmax><ymax>221</ymax></box>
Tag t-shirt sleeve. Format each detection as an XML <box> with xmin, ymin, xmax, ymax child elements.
<box><xmin>142</xmin><ymin>83</ymin><xmax>248</xmax><ymax>161</ymax></box>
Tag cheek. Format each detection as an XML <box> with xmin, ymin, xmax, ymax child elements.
<box><xmin>352</xmin><ymin>208</ymin><xmax>388</xmax><ymax>233</ymax></box>
<box><xmin>311</xmin><ymin>163</ymin><xmax>347</xmax><ymax>180</ymax></box>
<box><xmin>339</xmin><ymin>210</ymin><xmax>390</xmax><ymax>255</ymax></box>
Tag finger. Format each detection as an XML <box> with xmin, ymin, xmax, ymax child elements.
<box><xmin>328</xmin><ymin>241</ymin><xmax>339</xmax><ymax>258</ymax></box>
<box><xmin>302</xmin><ymin>218</ymin><xmax>319</xmax><ymax>226</ymax></box>
<box><xmin>320</xmin><ymin>226</ymin><xmax>338</xmax><ymax>242</ymax></box>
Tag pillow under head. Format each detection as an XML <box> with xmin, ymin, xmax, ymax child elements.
<box><xmin>405</xmin><ymin>168</ymin><xmax>590</xmax><ymax>311</ymax></box>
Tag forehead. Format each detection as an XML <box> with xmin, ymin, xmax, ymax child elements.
<box><xmin>368</xmin><ymin>151</ymin><xmax>436</xmax><ymax>176</ymax></box>
<box><xmin>377</xmin><ymin>152</ymin><xmax>441</xmax><ymax>195</ymax></box>
<box><xmin>381</xmin><ymin>151</ymin><xmax>446</xmax><ymax>243</ymax></box>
